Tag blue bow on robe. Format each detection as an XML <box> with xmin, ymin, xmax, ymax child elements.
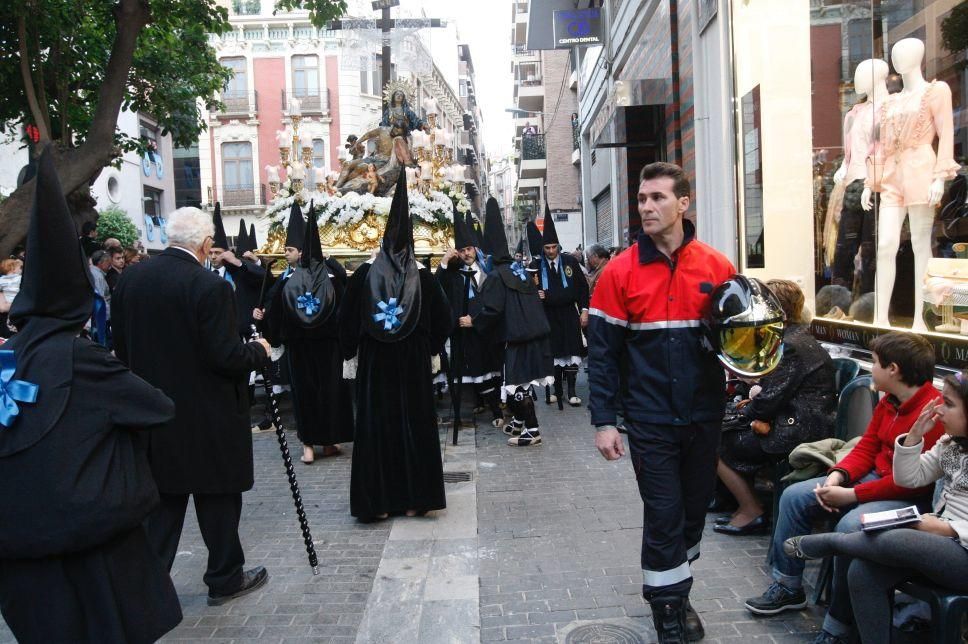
<box><xmin>296</xmin><ymin>292</ymin><xmax>321</xmax><ymax>316</ymax></box>
<box><xmin>0</xmin><ymin>350</ymin><xmax>39</xmax><ymax>428</ymax></box>
<box><xmin>373</xmin><ymin>298</ymin><xmax>404</xmax><ymax>331</ymax></box>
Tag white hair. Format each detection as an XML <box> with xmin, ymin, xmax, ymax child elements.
<box><xmin>166</xmin><ymin>207</ymin><xmax>215</xmax><ymax>249</ymax></box>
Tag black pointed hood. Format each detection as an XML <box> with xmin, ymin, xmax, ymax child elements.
<box><xmin>301</xmin><ymin>201</ymin><xmax>324</xmax><ymax>268</ymax></box>
<box><xmin>212</xmin><ymin>202</ymin><xmax>229</xmax><ymax>250</ymax></box>
<box><xmin>467</xmin><ymin>212</ymin><xmax>485</xmax><ymax>250</ymax></box>
<box><xmin>526</xmin><ymin>221</ymin><xmax>543</xmax><ymax>260</ymax></box>
<box><xmin>284</xmin><ymin>200</ymin><xmax>335</xmax><ymax>328</ymax></box>
<box><xmin>249</xmin><ymin>223</ymin><xmax>259</xmax><ymax>253</ymax></box>
<box><xmin>483</xmin><ymin>197</ymin><xmax>511</xmax><ymax>265</ymax></box>
<box><xmin>363</xmin><ymin>171</ymin><xmax>421</xmax><ymax>342</ymax></box>
<box><xmin>541</xmin><ymin>203</ymin><xmax>559</xmax><ymax>246</ymax></box>
<box><xmin>236</xmin><ymin>218</ymin><xmax>250</xmax><ymax>253</ymax></box>
<box><xmin>383</xmin><ymin>170</ymin><xmax>414</xmax><ymax>256</ymax></box>
<box><xmin>284</xmin><ymin>201</ymin><xmax>306</xmax><ymax>251</ymax></box>
<box><xmin>1</xmin><ymin>147</ymin><xmax>94</xmax><ymax>456</ymax></box>
<box><xmin>454</xmin><ymin>209</ymin><xmax>476</xmax><ymax>250</ymax></box>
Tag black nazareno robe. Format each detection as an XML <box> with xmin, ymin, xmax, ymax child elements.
<box><xmin>475</xmin><ymin>263</ymin><xmax>554</xmax><ymax>391</ymax></box>
<box><xmin>435</xmin><ymin>259</ymin><xmax>501</xmax><ymax>383</ymax></box>
<box><xmin>0</xmin><ymin>340</ymin><xmax>182</xmax><ymax>643</ymax></box>
<box><xmin>531</xmin><ymin>253</ymin><xmax>589</xmax><ymax>362</ymax></box>
<box><xmin>339</xmin><ymin>263</ymin><xmax>452</xmax><ymax>518</ymax></box>
<box><xmin>263</xmin><ymin>259</ymin><xmax>355</xmax><ymax>447</ymax></box>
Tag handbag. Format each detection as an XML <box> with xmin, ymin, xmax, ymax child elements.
<box><xmin>721</xmin><ymin>412</ymin><xmax>751</xmax><ymax>433</ymax></box>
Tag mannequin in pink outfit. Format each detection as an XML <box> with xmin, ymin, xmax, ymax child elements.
<box><xmin>862</xmin><ymin>38</ymin><xmax>960</xmax><ymax>331</ymax></box>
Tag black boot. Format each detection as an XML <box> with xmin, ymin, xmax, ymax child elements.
<box><xmin>565</xmin><ymin>368</ymin><xmax>581</xmax><ymax>406</ymax></box>
<box><xmin>650</xmin><ymin>596</ymin><xmax>687</xmax><ymax>644</ymax></box>
<box><xmin>684</xmin><ymin>598</ymin><xmax>704</xmax><ymax>641</ymax></box>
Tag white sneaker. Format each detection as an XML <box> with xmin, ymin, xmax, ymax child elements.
<box><xmin>568</xmin><ymin>396</ymin><xmax>582</xmax><ymax>407</ymax></box>
<box><xmin>508</xmin><ymin>429</ymin><xmax>541</xmax><ymax>446</ymax></box>
<box><xmin>548</xmin><ymin>394</ymin><xmax>558</xmax><ymax>404</ymax></box>
<box><xmin>491</xmin><ymin>417</ymin><xmax>505</xmax><ymax>428</ymax></box>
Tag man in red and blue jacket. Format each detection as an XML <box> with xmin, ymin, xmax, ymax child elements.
<box><xmin>589</xmin><ymin>162</ymin><xmax>734</xmax><ymax>643</ymax></box>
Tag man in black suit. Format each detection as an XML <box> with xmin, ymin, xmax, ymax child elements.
<box><xmin>112</xmin><ymin>207</ymin><xmax>272</xmax><ymax>606</ymax></box>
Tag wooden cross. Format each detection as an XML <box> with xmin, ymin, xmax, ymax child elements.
<box><xmin>330</xmin><ymin>0</ymin><xmax>445</xmax><ymax>102</ymax></box>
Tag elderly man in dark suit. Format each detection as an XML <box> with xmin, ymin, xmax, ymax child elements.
<box><xmin>112</xmin><ymin>207</ymin><xmax>271</xmax><ymax>606</ymax></box>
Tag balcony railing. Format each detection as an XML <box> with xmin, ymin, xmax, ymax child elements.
<box><xmin>514</xmin><ymin>45</ymin><xmax>536</xmax><ymax>56</ymax></box>
<box><xmin>518</xmin><ymin>76</ymin><xmax>543</xmax><ymax>87</ymax></box>
<box><xmin>572</xmin><ymin>116</ymin><xmax>580</xmax><ymax>151</ymax></box>
<box><xmin>522</xmin><ymin>134</ymin><xmax>546</xmax><ymax>161</ymax></box>
<box><xmin>219</xmin><ymin>90</ymin><xmax>258</xmax><ymax>116</ymax></box>
<box><xmin>220</xmin><ymin>184</ymin><xmax>266</xmax><ymax>207</ymax></box>
<box><xmin>283</xmin><ymin>88</ymin><xmax>330</xmax><ymax>115</ymax></box>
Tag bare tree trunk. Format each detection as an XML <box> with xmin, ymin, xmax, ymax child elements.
<box><xmin>0</xmin><ymin>0</ymin><xmax>150</xmax><ymax>257</ymax></box>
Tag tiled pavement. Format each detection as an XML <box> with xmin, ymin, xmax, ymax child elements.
<box><xmin>1</xmin><ymin>374</ymin><xmax>825</xmax><ymax>643</ymax></box>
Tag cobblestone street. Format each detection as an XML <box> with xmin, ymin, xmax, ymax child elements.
<box><xmin>1</xmin><ymin>376</ymin><xmax>825</xmax><ymax>643</ymax></box>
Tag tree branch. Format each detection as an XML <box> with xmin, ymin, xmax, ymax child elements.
<box><xmin>17</xmin><ymin>13</ymin><xmax>50</xmax><ymax>142</ymax></box>
<box><xmin>0</xmin><ymin>0</ymin><xmax>151</xmax><ymax>256</ymax></box>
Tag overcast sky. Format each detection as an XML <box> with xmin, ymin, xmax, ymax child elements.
<box><xmin>411</xmin><ymin>0</ymin><xmax>515</xmax><ymax>160</ymax></box>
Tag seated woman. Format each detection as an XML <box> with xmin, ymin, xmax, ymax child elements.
<box><xmin>714</xmin><ymin>279</ymin><xmax>838</xmax><ymax>535</ymax></box>
<box><xmin>786</xmin><ymin>369</ymin><xmax>968</xmax><ymax>644</ymax></box>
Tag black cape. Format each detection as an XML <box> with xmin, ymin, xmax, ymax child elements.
<box><xmin>474</xmin><ymin>263</ymin><xmax>553</xmax><ymax>389</ymax></box>
<box><xmin>435</xmin><ymin>259</ymin><xmax>502</xmax><ymax>382</ymax></box>
<box><xmin>264</xmin><ymin>259</ymin><xmax>355</xmax><ymax>447</ymax></box>
<box><xmin>0</xmin><ymin>147</ymin><xmax>181</xmax><ymax>642</ymax></box>
<box><xmin>532</xmin><ymin>253</ymin><xmax>589</xmax><ymax>360</ymax></box>
<box><xmin>339</xmin><ymin>263</ymin><xmax>452</xmax><ymax>518</ymax></box>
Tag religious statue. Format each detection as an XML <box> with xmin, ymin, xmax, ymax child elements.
<box><xmin>333</xmin><ymin>79</ymin><xmax>425</xmax><ymax>197</ymax></box>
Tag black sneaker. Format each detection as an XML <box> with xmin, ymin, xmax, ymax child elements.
<box><xmin>744</xmin><ymin>582</ymin><xmax>807</xmax><ymax>615</ymax></box>
<box><xmin>684</xmin><ymin>598</ymin><xmax>704</xmax><ymax>641</ymax></box>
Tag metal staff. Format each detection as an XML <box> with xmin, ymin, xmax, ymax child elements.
<box><xmin>451</xmin><ymin>265</ymin><xmax>476</xmax><ymax>446</ymax></box>
<box><xmin>250</xmin><ymin>324</ymin><xmax>319</xmax><ymax>575</ymax></box>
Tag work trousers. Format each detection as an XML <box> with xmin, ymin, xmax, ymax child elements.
<box><xmin>626</xmin><ymin>420</ymin><xmax>720</xmax><ymax>600</ymax></box>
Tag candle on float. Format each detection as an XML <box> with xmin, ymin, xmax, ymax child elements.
<box><xmin>275</xmin><ymin>130</ymin><xmax>290</xmax><ymax>149</ymax></box>
<box><xmin>406</xmin><ymin>167</ymin><xmax>419</xmax><ymax>184</ymax></box>
<box><xmin>420</xmin><ymin>160</ymin><xmax>433</xmax><ymax>180</ymax></box>
<box><xmin>422</xmin><ymin>98</ymin><xmax>438</xmax><ymax>115</ymax></box>
<box><xmin>299</xmin><ymin>130</ymin><xmax>313</xmax><ymax>151</ymax></box>
<box><xmin>337</xmin><ymin>147</ymin><xmax>348</xmax><ymax>161</ymax></box>
<box><xmin>314</xmin><ymin>167</ymin><xmax>326</xmax><ymax>185</ymax></box>
<box><xmin>451</xmin><ymin>164</ymin><xmax>465</xmax><ymax>182</ymax></box>
<box><xmin>265</xmin><ymin>165</ymin><xmax>281</xmax><ymax>183</ymax></box>
<box><xmin>290</xmin><ymin>97</ymin><xmax>301</xmax><ymax>116</ymax></box>
<box><xmin>439</xmin><ymin>130</ymin><xmax>452</xmax><ymax>148</ymax></box>
<box><xmin>290</xmin><ymin>163</ymin><xmax>305</xmax><ymax>181</ymax></box>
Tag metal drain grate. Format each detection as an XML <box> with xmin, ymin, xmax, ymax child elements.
<box><xmin>564</xmin><ymin>624</ymin><xmax>645</xmax><ymax>643</ymax></box>
<box><xmin>442</xmin><ymin>471</ymin><xmax>473</xmax><ymax>483</ymax></box>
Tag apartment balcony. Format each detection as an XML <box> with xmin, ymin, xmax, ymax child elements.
<box><xmin>519</xmin><ymin>133</ymin><xmax>546</xmax><ymax>180</ymax></box>
<box><xmin>217</xmin><ymin>90</ymin><xmax>258</xmax><ymax>118</ymax></box>
<box><xmin>513</xmin><ymin>2</ymin><xmax>528</xmax><ymax>46</ymax></box>
<box><xmin>513</xmin><ymin>45</ymin><xmax>539</xmax><ymax>62</ymax></box>
<box><xmin>220</xmin><ymin>184</ymin><xmax>266</xmax><ymax>208</ymax></box>
<box><xmin>282</xmin><ymin>88</ymin><xmax>330</xmax><ymax>116</ymax></box>
<box><xmin>516</xmin><ymin>78</ymin><xmax>544</xmax><ymax>113</ymax></box>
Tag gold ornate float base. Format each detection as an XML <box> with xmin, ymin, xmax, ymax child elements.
<box><xmin>259</xmin><ymin>214</ymin><xmax>452</xmax><ymax>271</ymax></box>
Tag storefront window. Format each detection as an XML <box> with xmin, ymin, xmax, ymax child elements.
<box><xmin>810</xmin><ymin>0</ymin><xmax>966</xmax><ymax>338</ymax></box>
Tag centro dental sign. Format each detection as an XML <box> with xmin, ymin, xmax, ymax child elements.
<box><xmin>552</xmin><ymin>8</ymin><xmax>602</xmax><ymax>48</ymax></box>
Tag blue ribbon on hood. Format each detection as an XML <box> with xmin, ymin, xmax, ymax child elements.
<box><xmin>373</xmin><ymin>298</ymin><xmax>404</xmax><ymax>331</ymax></box>
<box><xmin>0</xmin><ymin>350</ymin><xmax>39</xmax><ymax>428</ymax></box>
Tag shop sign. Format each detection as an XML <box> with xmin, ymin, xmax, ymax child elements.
<box><xmin>552</xmin><ymin>9</ymin><xmax>602</xmax><ymax>48</ymax></box>
<box><xmin>811</xmin><ymin>318</ymin><xmax>968</xmax><ymax>371</ymax></box>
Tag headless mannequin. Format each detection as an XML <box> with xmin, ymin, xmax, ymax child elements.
<box><xmin>862</xmin><ymin>38</ymin><xmax>955</xmax><ymax>331</ymax></box>
<box><xmin>830</xmin><ymin>59</ymin><xmax>888</xmax><ymax>291</ymax></box>
<box><xmin>833</xmin><ymin>59</ymin><xmax>888</xmax><ymax>185</ymax></box>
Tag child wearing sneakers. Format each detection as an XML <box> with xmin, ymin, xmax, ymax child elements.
<box><xmin>743</xmin><ymin>332</ymin><xmax>943</xmax><ymax>644</ymax></box>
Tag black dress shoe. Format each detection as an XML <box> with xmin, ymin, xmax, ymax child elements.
<box><xmin>712</xmin><ymin>515</ymin><xmax>768</xmax><ymax>536</ymax></box>
<box><xmin>207</xmin><ymin>566</ymin><xmax>269</xmax><ymax>606</ymax></box>
<box><xmin>713</xmin><ymin>514</ymin><xmax>733</xmax><ymax>526</ymax></box>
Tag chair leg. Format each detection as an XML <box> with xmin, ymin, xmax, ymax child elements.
<box><xmin>940</xmin><ymin>597</ymin><xmax>968</xmax><ymax>644</ymax></box>
<box><xmin>812</xmin><ymin>556</ymin><xmax>832</xmax><ymax>605</ymax></box>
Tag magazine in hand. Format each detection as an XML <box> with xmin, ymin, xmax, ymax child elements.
<box><xmin>860</xmin><ymin>505</ymin><xmax>922</xmax><ymax>532</ymax></box>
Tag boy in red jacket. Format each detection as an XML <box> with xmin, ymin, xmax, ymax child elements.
<box><xmin>744</xmin><ymin>332</ymin><xmax>942</xmax><ymax>644</ymax></box>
